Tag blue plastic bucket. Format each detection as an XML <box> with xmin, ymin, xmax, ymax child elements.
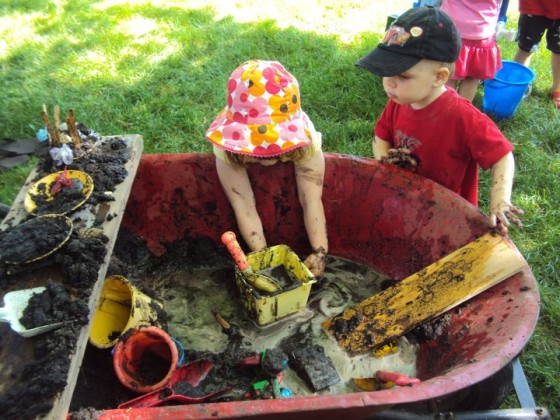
<box><xmin>483</xmin><ymin>60</ymin><xmax>535</xmax><ymax>119</ymax></box>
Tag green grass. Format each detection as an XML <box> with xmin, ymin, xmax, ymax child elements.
<box><xmin>1</xmin><ymin>1</ymin><xmax>558</xmax><ymax>416</ymax></box>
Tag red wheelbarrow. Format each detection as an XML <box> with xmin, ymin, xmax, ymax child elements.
<box><xmin>92</xmin><ymin>153</ymin><xmax>539</xmax><ymax>419</ymax></box>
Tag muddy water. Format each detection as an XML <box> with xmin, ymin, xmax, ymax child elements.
<box><xmin>145</xmin><ymin>256</ymin><xmax>418</xmax><ymax>396</ymax></box>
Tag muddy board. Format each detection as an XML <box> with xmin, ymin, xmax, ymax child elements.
<box><xmin>322</xmin><ymin>232</ymin><xmax>527</xmax><ymax>354</ymax></box>
<box><xmin>0</xmin><ymin>134</ymin><xmax>143</xmax><ymax>420</ymax></box>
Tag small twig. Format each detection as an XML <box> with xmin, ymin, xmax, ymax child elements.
<box><xmin>41</xmin><ymin>104</ymin><xmax>56</xmax><ymax>147</ymax></box>
<box><xmin>66</xmin><ymin>109</ymin><xmax>81</xmax><ymax>149</ymax></box>
<box><xmin>53</xmin><ymin>105</ymin><xmax>61</xmax><ymax>146</ymax></box>
<box><xmin>211</xmin><ymin>308</ymin><xmax>241</xmax><ymax>337</ymax></box>
<box><xmin>211</xmin><ymin>308</ymin><xmax>231</xmax><ymax>330</ymax></box>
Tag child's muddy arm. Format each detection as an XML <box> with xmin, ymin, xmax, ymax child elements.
<box><xmin>215</xmin><ymin>158</ymin><xmax>267</xmax><ymax>251</ymax></box>
<box><xmin>489</xmin><ymin>152</ymin><xmax>524</xmax><ymax>235</ymax></box>
<box><xmin>295</xmin><ymin>151</ymin><xmax>328</xmax><ymax>277</ymax></box>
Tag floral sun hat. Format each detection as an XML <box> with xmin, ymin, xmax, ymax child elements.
<box><xmin>206</xmin><ymin>59</ymin><xmax>313</xmax><ymax>158</ymax></box>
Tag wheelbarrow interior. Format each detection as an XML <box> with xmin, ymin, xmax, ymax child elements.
<box><xmin>110</xmin><ymin>152</ymin><xmax>539</xmax><ymax>419</ymax></box>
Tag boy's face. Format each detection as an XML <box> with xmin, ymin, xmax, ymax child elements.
<box><xmin>382</xmin><ymin>59</ymin><xmax>449</xmax><ymax>109</ymax></box>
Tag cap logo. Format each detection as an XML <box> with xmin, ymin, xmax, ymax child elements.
<box><xmin>382</xmin><ymin>25</ymin><xmax>411</xmax><ymax>47</ymax></box>
<box><xmin>410</xmin><ymin>26</ymin><xmax>423</xmax><ymax>37</ymax></box>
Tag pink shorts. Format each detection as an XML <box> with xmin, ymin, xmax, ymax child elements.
<box><xmin>451</xmin><ymin>37</ymin><xmax>502</xmax><ymax>81</ymax></box>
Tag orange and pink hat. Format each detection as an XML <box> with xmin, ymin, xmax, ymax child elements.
<box><xmin>206</xmin><ymin>59</ymin><xmax>313</xmax><ymax>158</ymax></box>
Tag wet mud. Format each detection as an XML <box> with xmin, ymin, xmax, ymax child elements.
<box><xmin>20</xmin><ymin>281</ymin><xmax>89</xmax><ymax>330</ymax></box>
<box><xmin>67</xmin><ymin>232</ymin><xmax>424</xmax><ymax>414</ymax></box>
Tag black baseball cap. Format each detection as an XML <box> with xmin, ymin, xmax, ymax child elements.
<box><xmin>356</xmin><ymin>6</ymin><xmax>461</xmax><ymax>77</ymax></box>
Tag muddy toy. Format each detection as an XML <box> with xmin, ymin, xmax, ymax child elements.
<box><xmin>0</xmin><ymin>287</ymin><xmax>64</xmax><ymax>337</ymax></box>
<box><xmin>221</xmin><ymin>231</ymin><xmax>316</xmax><ymax>326</ymax></box>
<box><xmin>118</xmin><ymin>359</ymin><xmax>229</xmax><ymax>408</ymax></box>
<box><xmin>221</xmin><ymin>231</ymin><xmax>282</xmax><ymax>293</ymax></box>
<box><xmin>113</xmin><ymin>326</ymin><xmax>180</xmax><ymax>393</ymax></box>
<box><xmin>24</xmin><ymin>170</ymin><xmax>94</xmax><ymax>216</ymax></box>
<box><xmin>90</xmin><ymin>275</ymin><xmax>165</xmax><ymax>349</ymax></box>
<box><xmin>239</xmin><ymin>348</ymin><xmax>288</xmax><ymax>379</ymax></box>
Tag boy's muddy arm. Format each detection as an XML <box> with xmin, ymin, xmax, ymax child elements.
<box><xmin>489</xmin><ymin>152</ymin><xmax>524</xmax><ymax>235</ymax></box>
<box><xmin>215</xmin><ymin>158</ymin><xmax>267</xmax><ymax>251</ymax></box>
<box><xmin>295</xmin><ymin>151</ymin><xmax>328</xmax><ymax>277</ymax></box>
<box><xmin>374</xmin><ymin>136</ymin><xmax>419</xmax><ymax>171</ymax></box>
<box><xmin>373</xmin><ymin>135</ymin><xmax>391</xmax><ymax>160</ymax></box>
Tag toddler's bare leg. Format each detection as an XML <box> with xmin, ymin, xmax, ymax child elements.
<box><xmin>457</xmin><ymin>78</ymin><xmax>479</xmax><ymax>102</ymax></box>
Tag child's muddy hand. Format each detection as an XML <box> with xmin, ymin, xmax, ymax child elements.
<box><xmin>304</xmin><ymin>247</ymin><xmax>327</xmax><ymax>278</ymax></box>
<box><xmin>490</xmin><ymin>203</ymin><xmax>524</xmax><ymax>235</ymax></box>
<box><xmin>381</xmin><ymin>148</ymin><xmax>420</xmax><ymax>171</ymax></box>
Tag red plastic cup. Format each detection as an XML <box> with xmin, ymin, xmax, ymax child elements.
<box><xmin>113</xmin><ymin>326</ymin><xmax>179</xmax><ymax>393</ymax></box>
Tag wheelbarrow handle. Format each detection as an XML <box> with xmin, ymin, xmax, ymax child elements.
<box><xmin>221</xmin><ymin>231</ymin><xmax>251</xmax><ymax>272</ymax></box>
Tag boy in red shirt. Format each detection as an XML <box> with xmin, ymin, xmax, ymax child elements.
<box><xmin>356</xmin><ymin>6</ymin><xmax>523</xmax><ymax>234</ymax></box>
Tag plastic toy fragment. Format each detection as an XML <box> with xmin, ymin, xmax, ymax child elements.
<box><xmin>50</xmin><ymin>143</ymin><xmax>74</xmax><ymax>166</ymax></box>
<box><xmin>239</xmin><ymin>348</ymin><xmax>288</xmax><ymax>378</ymax></box>
<box><xmin>36</xmin><ymin>128</ymin><xmax>49</xmax><ymax>142</ymax></box>
<box><xmin>51</xmin><ymin>170</ymin><xmax>74</xmax><ymax>195</ymax></box>
<box><xmin>376</xmin><ymin>370</ymin><xmax>420</xmax><ymax>387</ymax></box>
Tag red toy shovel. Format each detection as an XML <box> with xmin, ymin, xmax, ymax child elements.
<box><xmin>117</xmin><ymin>359</ymin><xmax>229</xmax><ymax>409</ymax></box>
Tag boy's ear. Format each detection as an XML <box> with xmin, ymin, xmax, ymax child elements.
<box><xmin>434</xmin><ymin>66</ymin><xmax>450</xmax><ymax>87</ymax></box>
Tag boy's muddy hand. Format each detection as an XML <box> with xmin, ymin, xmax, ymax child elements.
<box><xmin>304</xmin><ymin>247</ymin><xmax>327</xmax><ymax>278</ymax></box>
<box><xmin>490</xmin><ymin>203</ymin><xmax>524</xmax><ymax>235</ymax></box>
<box><xmin>381</xmin><ymin>148</ymin><xmax>420</xmax><ymax>171</ymax></box>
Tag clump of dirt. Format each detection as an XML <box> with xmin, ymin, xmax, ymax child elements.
<box><xmin>414</xmin><ymin>312</ymin><xmax>455</xmax><ymax>342</ymax></box>
<box><xmin>0</xmin><ymin>215</ymin><xmax>71</xmax><ymax>264</ymax></box>
<box><xmin>20</xmin><ymin>281</ymin><xmax>89</xmax><ymax>330</ymax></box>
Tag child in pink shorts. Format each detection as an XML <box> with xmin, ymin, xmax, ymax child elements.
<box><xmin>440</xmin><ymin>0</ymin><xmax>503</xmax><ymax>102</ymax></box>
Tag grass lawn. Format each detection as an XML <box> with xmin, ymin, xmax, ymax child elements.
<box><xmin>1</xmin><ymin>0</ymin><xmax>558</xmax><ymax>416</ymax></box>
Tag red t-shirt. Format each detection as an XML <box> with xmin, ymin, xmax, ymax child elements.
<box><xmin>374</xmin><ymin>88</ymin><xmax>513</xmax><ymax>206</ymax></box>
<box><xmin>519</xmin><ymin>0</ymin><xmax>560</xmax><ymax>19</ymax></box>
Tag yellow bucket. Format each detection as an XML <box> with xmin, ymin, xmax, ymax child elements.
<box><xmin>89</xmin><ymin>275</ymin><xmax>165</xmax><ymax>348</ymax></box>
<box><xmin>235</xmin><ymin>244</ymin><xmax>316</xmax><ymax>326</ymax></box>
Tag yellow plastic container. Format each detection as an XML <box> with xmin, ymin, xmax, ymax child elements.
<box><xmin>24</xmin><ymin>170</ymin><xmax>94</xmax><ymax>215</ymax></box>
<box><xmin>89</xmin><ymin>275</ymin><xmax>165</xmax><ymax>348</ymax></box>
<box><xmin>235</xmin><ymin>245</ymin><xmax>316</xmax><ymax>326</ymax></box>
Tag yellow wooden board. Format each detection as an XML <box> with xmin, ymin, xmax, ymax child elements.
<box><xmin>322</xmin><ymin>232</ymin><xmax>527</xmax><ymax>355</ymax></box>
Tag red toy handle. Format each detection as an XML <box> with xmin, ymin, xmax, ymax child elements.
<box><xmin>118</xmin><ymin>387</ymin><xmax>171</xmax><ymax>409</ymax></box>
<box><xmin>376</xmin><ymin>370</ymin><xmax>420</xmax><ymax>386</ymax></box>
<box><xmin>221</xmin><ymin>231</ymin><xmax>251</xmax><ymax>272</ymax></box>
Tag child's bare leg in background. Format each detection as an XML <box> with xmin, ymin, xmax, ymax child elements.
<box><xmin>447</xmin><ymin>78</ymin><xmax>480</xmax><ymax>102</ymax></box>
<box><xmin>457</xmin><ymin>78</ymin><xmax>480</xmax><ymax>102</ymax></box>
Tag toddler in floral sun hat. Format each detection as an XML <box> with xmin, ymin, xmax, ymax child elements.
<box><xmin>206</xmin><ymin>59</ymin><xmax>314</xmax><ymax>158</ymax></box>
<box><xmin>206</xmin><ymin>59</ymin><xmax>328</xmax><ymax>278</ymax></box>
